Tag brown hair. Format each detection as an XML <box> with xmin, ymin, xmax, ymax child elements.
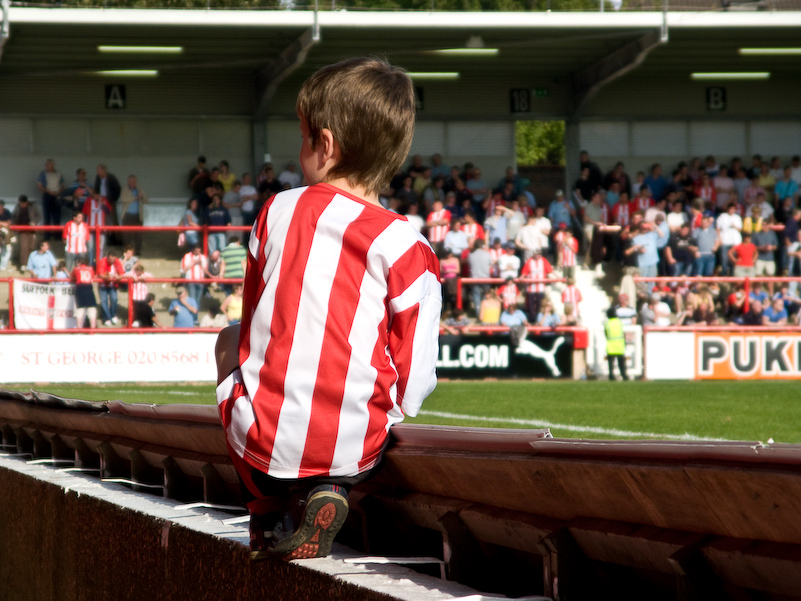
<box><xmin>296</xmin><ymin>57</ymin><xmax>415</xmax><ymax>196</ymax></box>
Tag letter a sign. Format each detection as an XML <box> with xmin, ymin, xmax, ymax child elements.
<box><xmin>105</xmin><ymin>85</ymin><xmax>126</xmax><ymax>110</ymax></box>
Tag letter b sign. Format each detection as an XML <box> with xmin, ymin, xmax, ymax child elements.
<box><xmin>706</xmin><ymin>87</ymin><xmax>726</xmax><ymax>111</ymax></box>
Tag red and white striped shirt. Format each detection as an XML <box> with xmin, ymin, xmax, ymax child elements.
<box><xmin>82</xmin><ymin>196</ymin><xmax>112</xmax><ymax>226</ymax></box>
<box><xmin>634</xmin><ymin>196</ymin><xmax>653</xmax><ymax>212</ymax></box>
<box><xmin>498</xmin><ymin>282</ymin><xmax>519</xmax><ymax>309</ymax></box>
<box><xmin>426</xmin><ymin>209</ymin><xmax>451</xmax><ymax>243</ymax></box>
<box><xmin>559</xmin><ymin>237</ymin><xmax>578</xmax><ymax>267</ymax></box>
<box><xmin>561</xmin><ymin>285</ymin><xmax>582</xmax><ymax>314</ymax></box>
<box><xmin>613</xmin><ymin>201</ymin><xmax>632</xmax><ymax>227</ymax></box>
<box><xmin>217</xmin><ymin>184</ymin><xmax>441</xmax><ymax>480</ymax></box>
<box><xmin>521</xmin><ymin>256</ymin><xmax>553</xmax><ymax>292</ymax></box>
<box><xmin>461</xmin><ymin>222</ymin><xmax>485</xmax><ymax>245</ymax></box>
<box><xmin>181</xmin><ymin>251</ymin><xmax>208</xmax><ymax>281</ymax></box>
<box><xmin>63</xmin><ymin>221</ymin><xmax>89</xmax><ymax>254</ymax></box>
<box><xmin>128</xmin><ymin>272</ymin><xmax>153</xmax><ymax>301</ymax></box>
<box><xmin>599</xmin><ymin>202</ymin><xmax>610</xmax><ymax>225</ymax></box>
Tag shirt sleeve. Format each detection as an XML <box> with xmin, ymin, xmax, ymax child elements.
<box><xmin>386</xmin><ymin>238</ymin><xmax>442</xmax><ymax>418</ymax></box>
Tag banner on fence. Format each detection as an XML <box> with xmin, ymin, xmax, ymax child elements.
<box><xmin>437</xmin><ymin>332</ymin><xmax>573</xmax><ymax>379</ymax></box>
<box><xmin>13</xmin><ymin>280</ymin><xmax>77</xmax><ymax>330</ymax></box>
<box><xmin>0</xmin><ymin>334</ymin><xmax>218</xmax><ymax>383</ymax></box>
<box><xmin>645</xmin><ymin>330</ymin><xmax>801</xmax><ymax>380</ymax></box>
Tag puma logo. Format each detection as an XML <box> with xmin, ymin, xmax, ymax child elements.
<box><xmin>515</xmin><ymin>337</ymin><xmax>565</xmax><ymax>377</ymax></box>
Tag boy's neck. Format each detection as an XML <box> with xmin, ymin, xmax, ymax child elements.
<box><xmin>323</xmin><ymin>177</ymin><xmax>382</xmax><ymax>208</ymax></box>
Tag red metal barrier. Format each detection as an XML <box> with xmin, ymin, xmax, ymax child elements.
<box><xmin>455</xmin><ymin>276</ymin><xmax>567</xmax><ymax>310</ymax></box>
<box><xmin>2</xmin><ymin>276</ymin><xmax>243</xmax><ymax>332</ymax></box>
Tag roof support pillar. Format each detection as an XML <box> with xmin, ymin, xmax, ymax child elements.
<box><xmin>252</xmin><ymin>27</ymin><xmax>317</xmax><ymax>173</ymax></box>
<box><xmin>570</xmin><ymin>29</ymin><xmax>664</xmax><ymax>119</ymax></box>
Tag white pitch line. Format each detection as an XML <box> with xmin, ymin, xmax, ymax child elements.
<box><xmin>417</xmin><ymin>410</ymin><xmax>731</xmax><ymax>442</ymax></box>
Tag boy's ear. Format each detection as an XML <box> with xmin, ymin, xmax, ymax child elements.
<box><xmin>318</xmin><ymin>128</ymin><xmax>340</xmax><ymax>164</ymax></box>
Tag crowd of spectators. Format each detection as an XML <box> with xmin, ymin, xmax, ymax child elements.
<box><xmin>3</xmin><ymin>149</ymin><xmax>801</xmax><ymax>330</ymax></box>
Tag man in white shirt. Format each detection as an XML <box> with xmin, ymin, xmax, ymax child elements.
<box><xmin>278</xmin><ymin>161</ymin><xmax>302</xmax><ymax>189</ymax></box>
<box><xmin>516</xmin><ymin>214</ymin><xmax>544</xmax><ymax>261</ymax></box>
<box><xmin>717</xmin><ymin>202</ymin><xmax>743</xmax><ymax>276</ymax></box>
<box><xmin>666</xmin><ymin>199</ymin><xmax>688</xmax><ymax>233</ymax></box>
<box><xmin>443</xmin><ymin>218</ymin><xmax>469</xmax><ymax>257</ymax></box>
<box><xmin>238</xmin><ymin>172</ymin><xmax>259</xmax><ymax>226</ymax></box>
<box><xmin>498</xmin><ymin>242</ymin><xmax>521</xmax><ymax>279</ymax></box>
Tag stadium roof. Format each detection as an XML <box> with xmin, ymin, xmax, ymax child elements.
<box><xmin>2</xmin><ymin>7</ymin><xmax>801</xmax><ymax>112</ymax></box>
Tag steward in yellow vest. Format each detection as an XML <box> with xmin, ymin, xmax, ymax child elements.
<box><xmin>605</xmin><ymin>306</ymin><xmax>629</xmax><ymax>381</ymax></box>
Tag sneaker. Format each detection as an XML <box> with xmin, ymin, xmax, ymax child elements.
<box><xmin>268</xmin><ymin>485</ymin><xmax>349</xmax><ymax>560</ymax></box>
<box><xmin>103</xmin><ymin>320</ymin><xmax>112</xmax><ymax>326</ymax></box>
<box><xmin>248</xmin><ymin>513</ymin><xmax>277</xmax><ymax>561</ymax></box>
<box><xmin>111</xmin><ymin>317</ymin><xmax>120</xmax><ymax>325</ymax></box>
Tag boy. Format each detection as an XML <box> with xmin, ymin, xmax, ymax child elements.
<box><xmin>71</xmin><ymin>256</ymin><xmax>97</xmax><ymax>329</ymax></box>
<box><xmin>214</xmin><ymin>58</ymin><xmax>441</xmax><ymax>561</ymax></box>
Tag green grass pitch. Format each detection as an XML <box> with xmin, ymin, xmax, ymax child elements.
<box><xmin>4</xmin><ymin>380</ymin><xmax>799</xmax><ymax>444</ymax></box>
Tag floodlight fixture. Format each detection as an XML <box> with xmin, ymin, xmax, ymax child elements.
<box><xmin>407</xmin><ymin>72</ymin><xmax>460</xmax><ymax>81</ymax></box>
<box><xmin>98</xmin><ymin>45</ymin><xmax>183</xmax><ymax>54</ymax></box>
<box><xmin>94</xmin><ymin>70</ymin><xmax>159</xmax><ymax>77</ymax></box>
<box><xmin>691</xmin><ymin>72</ymin><xmax>770</xmax><ymax>80</ymax></box>
<box><xmin>739</xmin><ymin>48</ymin><xmax>801</xmax><ymax>56</ymax></box>
<box><xmin>425</xmin><ymin>48</ymin><xmax>499</xmax><ymax>57</ymax></box>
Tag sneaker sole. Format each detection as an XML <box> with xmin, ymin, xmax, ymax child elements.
<box><xmin>269</xmin><ymin>491</ymin><xmax>348</xmax><ymax>560</ymax></box>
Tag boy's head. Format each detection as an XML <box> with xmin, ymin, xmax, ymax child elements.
<box><xmin>296</xmin><ymin>57</ymin><xmax>415</xmax><ymax>196</ymax></box>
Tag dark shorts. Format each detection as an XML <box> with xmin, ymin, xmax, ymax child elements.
<box><xmin>74</xmin><ymin>284</ymin><xmax>96</xmax><ymax>308</ymax></box>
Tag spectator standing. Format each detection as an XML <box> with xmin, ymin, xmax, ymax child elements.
<box><xmin>443</xmin><ymin>219</ymin><xmax>469</xmax><ymax>258</ymax></box>
<box><xmin>460</xmin><ymin>210</ymin><xmax>485</xmax><ymax>250</ymax></box>
<box><xmin>222</xmin><ymin>179</ymin><xmax>243</xmax><ymax>229</ymax></box>
<box><xmin>93</xmin><ymin>165</ymin><xmax>121</xmax><ymax>241</ymax></box>
<box><xmin>71</xmin><ymin>257</ymin><xmax>97</xmax><ymax>329</ymax></box>
<box><xmin>520</xmin><ymin>248</ymin><xmax>553</xmax><ymax>321</ymax></box>
<box><xmin>717</xmin><ymin>203</ymin><xmax>743</xmax><ymax>276</ymax></box>
<box><xmin>37</xmin><ymin>159</ymin><xmax>64</xmax><ymax>237</ymax></box>
<box><xmin>561</xmin><ymin>277</ymin><xmax>582</xmax><ymax>317</ymax></box>
<box><xmin>0</xmin><ymin>201</ymin><xmax>11</xmax><ymax>271</ymax></box>
<box><xmin>220</xmin><ymin>283</ymin><xmax>245</xmax><ymax>325</ymax></box>
<box><xmin>425</xmin><ymin>199</ymin><xmax>451</xmax><ymax>256</ymax></box>
<box><xmin>752</xmin><ymin>226</ymin><xmax>779</xmax><ymax>291</ymax></box>
<box><xmin>205</xmin><ymin>193</ymin><xmax>232</xmax><ymax>255</ymax></box>
<box><xmin>220</xmin><ymin>236</ymin><xmax>247</xmax><ymax>294</ymax></box>
<box><xmin>579</xmin><ymin>151</ymin><xmax>603</xmax><ymax>193</ymax></box>
<box><xmin>603</xmin><ymin>162</ymin><xmax>631</xmax><ymax>197</ymax></box>
<box><xmin>485</xmin><ymin>205</ymin><xmax>511</xmax><ymax>245</ymax></box>
<box><xmin>181</xmin><ymin>198</ymin><xmax>201</xmax><ymax>248</ymax></box>
<box><xmin>558</xmin><ymin>229</ymin><xmax>578</xmax><ymax>279</ymax></box>
<box><xmin>119</xmin><ymin>175</ymin><xmax>148</xmax><ymax>256</ymax></box>
<box><xmin>643</xmin><ymin>164</ymin><xmax>668</xmax><ymax>201</ymax></box>
<box><xmin>26</xmin><ymin>241</ymin><xmax>57</xmax><ymax>279</ymax></box>
<box><xmin>691</xmin><ymin>214</ymin><xmax>720</xmax><ymax>276</ymax></box>
<box><xmin>631</xmin><ymin>223</ymin><xmax>662</xmax><ymax>281</ymax></box>
<box><xmin>180</xmin><ymin>245</ymin><xmax>210</xmax><ymax>314</ymax></box>
<box><xmin>775</xmin><ymin>166</ymin><xmax>800</xmax><ymax>207</ymax></box>
<box><xmin>65</xmin><ymin>168</ymin><xmax>93</xmax><ymax>214</ymax></box>
<box><xmin>467</xmin><ymin>239</ymin><xmax>492</xmax><ymax>315</ymax></box>
<box><xmin>466</xmin><ymin>167</ymin><xmax>490</xmax><ymax>209</ymax></box>
<box><xmin>239</xmin><ymin>173</ymin><xmax>259</xmax><ymax>228</ymax></box>
<box><xmin>278</xmin><ymin>161</ymin><xmax>302</xmax><ymax>189</ymax></box>
<box><xmin>516</xmin><ymin>213</ymin><xmax>546</xmax><ymax>261</ymax></box>
<box><xmin>498</xmin><ymin>277</ymin><xmax>520</xmax><ymax>311</ymax></box>
<box><xmin>188</xmin><ymin>156</ymin><xmax>210</xmax><ymax>200</ymax></box>
<box><xmin>11</xmin><ymin>195</ymin><xmax>40</xmax><ymax>268</ymax></box>
<box><xmin>615</xmin><ymin>293</ymin><xmax>637</xmax><ymax>325</ymax></box>
<box><xmin>729</xmin><ymin>233</ymin><xmax>758</xmax><ymax>278</ymax></box>
<box><xmin>82</xmin><ymin>193</ymin><xmax>112</xmax><ymax>266</ymax></box>
<box><xmin>169</xmin><ymin>286</ymin><xmax>198</xmax><ymax>328</ymax></box>
<box><xmin>62</xmin><ymin>211</ymin><xmax>90</xmax><ymax>271</ymax></box>
<box><xmin>498</xmin><ymin>242</ymin><xmax>521</xmax><ymax>280</ymax></box>
<box><xmin>665</xmin><ymin>223</ymin><xmax>695</xmax><ymax>277</ymax></box>
<box><xmin>430</xmin><ymin>153</ymin><xmax>449</xmax><ymax>179</ymax></box>
<box><xmin>758</xmin><ymin>162</ymin><xmax>776</xmax><ymax>206</ymax></box>
<box><xmin>218</xmin><ymin>160</ymin><xmax>236</xmax><ymax>193</ymax></box>
<box><xmin>97</xmin><ymin>249</ymin><xmax>125</xmax><ymax>326</ymax></box>
<box><xmin>404</xmin><ymin>203</ymin><xmax>424</xmax><ymax>233</ymax></box>
<box><xmin>713</xmin><ymin>167</ymin><xmax>735</xmax><ymax>211</ymax></box>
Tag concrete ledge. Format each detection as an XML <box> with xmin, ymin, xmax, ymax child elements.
<box><xmin>0</xmin><ymin>454</ymin><xmax>537</xmax><ymax>601</ymax></box>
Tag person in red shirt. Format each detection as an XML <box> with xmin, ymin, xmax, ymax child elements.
<box><xmin>96</xmin><ymin>249</ymin><xmax>125</xmax><ymax>326</ymax></box>
<box><xmin>729</xmin><ymin>233</ymin><xmax>758</xmax><ymax>277</ymax></box>
<box><xmin>71</xmin><ymin>257</ymin><xmax>97</xmax><ymax>329</ymax></box>
<box><xmin>520</xmin><ymin>248</ymin><xmax>553</xmax><ymax>321</ymax></box>
<box><xmin>62</xmin><ymin>211</ymin><xmax>90</xmax><ymax>271</ymax></box>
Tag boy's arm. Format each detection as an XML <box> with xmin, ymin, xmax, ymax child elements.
<box><xmin>387</xmin><ymin>240</ymin><xmax>442</xmax><ymax>418</ymax></box>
